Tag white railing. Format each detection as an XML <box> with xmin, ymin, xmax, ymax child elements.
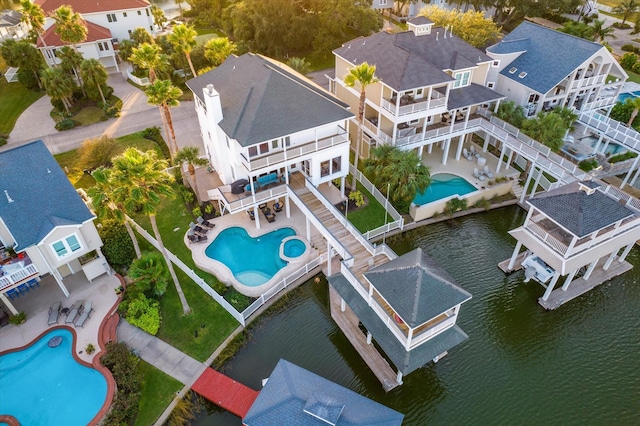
<box><xmin>381</xmin><ymin>97</ymin><xmax>447</xmax><ymax>116</ymax></box>
<box><xmin>410</xmin><ymin>315</ymin><xmax>457</xmax><ymax>349</ymax></box>
<box><xmin>0</xmin><ymin>263</ymin><xmax>39</xmax><ymax>290</ymax></box>
<box><xmin>126</xmin><ymin>68</ymin><xmax>150</xmax><ymax>86</ymax></box>
<box><xmin>242</xmin><ymin>254</ymin><xmax>326</xmax><ymax>319</ymax></box>
<box><xmin>526</xmin><ymin>222</ymin><xmax>568</xmax><ymax>255</ymax></box>
<box><xmin>583</xmin><ymin>97</ymin><xmax>617</xmax><ymax>112</ymax></box>
<box><xmin>223</xmin><ymin>185</ymin><xmax>288</xmax><ymax>213</ymax></box>
<box><xmin>241</xmin><ymin>128</ymin><xmax>349</xmax><ymax>171</ymax></box>
<box><xmin>513</xmin><ymin>156</ymin><xmax>554</xmax><ymax>191</ymax></box>
<box><xmin>363</xmin><ymin>119</ymin><xmax>378</xmax><ymax>134</ymax></box>
<box><xmin>127</xmin><ymin>217</ymin><xmax>245</xmax><ymax>325</ymax></box>
<box><xmin>602</xmin><ymin>184</ymin><xmax>640</xmax><ymax>212</ymax></box>
<box><xmin>394</xmin><ymin>118</ymin><xmax>483</xmax><ymax>148</ymax></box>
<box><xmin>577</xmin><ymin>111</ymin><xmax>640</xmax><ymax>153</ymax></box>
<box><xmin>372</xmin><ymin>243</ymin><xmax>398</xmax><ymax>259</ymax></box>
<box><xmin>571</xmin><ymin>74</ymin><xmax>605</xmax><ymax>90</ymax></box>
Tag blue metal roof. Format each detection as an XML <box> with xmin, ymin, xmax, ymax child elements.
<box><xmin>486</xmin><ymin>21</ymin><xmax>603</xmax><ymax>94</ymax></box>
<box><xmin>0</xmin><ymin>141</ymin><xmax>94</xmax><ymax>249</ymax></box>
<box><xmin>244</xmin><ymin>359</ymin><xmax>404</xmax><ymax>425</ymax></box>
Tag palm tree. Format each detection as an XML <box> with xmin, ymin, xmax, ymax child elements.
<box><xmin>20</xmin><ymin>0</ymin><xmax>48</xmax><ymax>60</ymax></box>
<box><xmin>175</xmin><ymin>147</ymin><xmax>209</xmax><ymax>202</ymax></box>
<box><xmin>591</xmin><ymin>19</ymin><xmax>616</xmax><ymax>42</ymax></box>
<box><xmin>344</xmin><ymin>62</ymin><xmax>379</xmax><ymax>189</ymax></box>
<box><xmin>625</xmin><ymin>97</ymin><xmax>640</xmax><ymax>127</ymax></box>
<box><xmin>286</xmin><ymin>57</ymin><xmax>311</xmax><ymax>75</ymax></box>
<box><xmin>57</xmin><ymin>46</ymin><xmax>84</xmax><ymax>95</ymax></box>
<box><xmin>168</xmin><ymin>24</ymin><xmax>198</xmax><ymax>78</ymax></box>
<box><xmin>110</xmin><ymin>148</ymin><xmax>191</xmax><ymax>315</ymax></box>
<box><xmin>40</xmin><ymin>67</ymin><xmax>76</xmax><ymax>113</ymax></box>
<box><xmin>51</xmin><ymin>6</ymin><xmax>87</xmax><ymax>94</ymax></box>
<box><xmin>88</xmin><ymin>168</ymin><xmax>143</xmax><ymax>260</ymax></box>
<box><xmin>1</xmin><ymin>40</ymin><xmax>45</xmax><ymax>89</ymax></box>
<box><xmin>204</xmin><ymin>37</ymin><xmax>237</xmax><ymax>66</ymax></box>
<box><xmin>150</xmin><ymin>4</ymin><xmax>167</xmax><ymax>29</ymax></box>
<box><xmin>129</xmin><ymin>42</ymin><xmax>166</xmax><ymax>83</ymax></box>
<box><xmin>81</xmin><ymin>58</ymin><xmax>108</xmax><ymax>105</ymax></box>
<box><xmin>522</xmin><ymin>112</ymin><xmax>567</xmax><ymax>153</ymax></box>
<box><xmin>613</xmin><ymin>0</ymin><xmax>640</xmax><ymax>25</ymax></box>
<box><xmin>495</xmin><ymin>100</ymin><xmax>526</xmax><ymax>127</ymax></box>
<box><xmin>145</xmin><ymin>79</ymin><xmax>183</xmax><ymax>158</ymax></box>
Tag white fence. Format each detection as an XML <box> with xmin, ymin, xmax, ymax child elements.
<box><xmin>126</xmin><ymin>68</ymin><xmax>150</xmax><ymax>86</ymax></box>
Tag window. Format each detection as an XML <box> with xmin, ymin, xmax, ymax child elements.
<box><xmin>321</xmin><ymin>160</ymin><xmax>330</xmax><ymax>177</ymax></box>
<box><xmin>248</xmin><ymin>146</ymin><xmax>258</xmax><ymax>157</ymax></box>
<box><xmin>107</xmin><ymin>13</ymin><xmax>117</xmax><ymax>22</ymax></box>
<box><xmin>123</xmin><ymin>12</ymin><xmax>127</xmax><ymax>17</ymax></box>
<box><xmin>379</xmin><ymin>0</ymin><xmax>388</xmax><ymax>5</ymax></box>
<box><xmin>51</xmin><ymin>234</ymin><xmax>82</xmax><ymax>259</ymax></box>
<box><xmin>259</xmin><ymin>142</ymin><xmax>269</xmax><ymax>155</ymax></box>
<box><xmin>285</xmin><ymin>136</ymin><xmax>291</xmax><ymax>147</ymax></box>
<box><xmin>128</xmin><ymin>29</ymin><xmax>132</xmax><ymax>36</ymax></box>
<box><xmin>138</xmin><ymin>10</ymin><xmax>142</xmax><ymax>15</ymax></box>
<box><xmin>487</xmin><ymin>82</ymin><xmax>495</xmax><ymax>89</ymax></box>
<box><xmin>332</xmin><ymin>156</ymin><xmax>341</xmax><ymax>173</ymax></box>
<box><xmin>98</xmin><ymin>42</ymin><xmax>110</xmax><ymax>51</ymax></box>
<box><xmin>272</xmin><ymin>140</ymin><xmax>279</xmax><ymax>149</ymax></box>
<box><xmin>492</xmin><ymin>60</ymin><xmax>500</xmax><ymax>68</ymax></box>
<box><xmin>453</xmin><ymin>71</ymin><xmax>471</xmax><ymax>88</ymax></box>
<box><xmin>146</xmin><ymin>9</ymin><xmax>150</xmax><ymax>16</ymax></box>
<box><xmin>150</xmin><ymin>26</ymin><xmax>153</xmax><ymax>31</ymax></box>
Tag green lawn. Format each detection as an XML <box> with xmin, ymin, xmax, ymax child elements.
<box><xmin>134</xmin><ymin>361</ymin><xmax>183</xmax><ymax>426</ymax></box>
<box><xmin>0</xmin><ymin>76</ymin><xmax>44</xmax><ymax>136</ymax></box>
<box><xmin>347</xmin><ymin>182</ymin><xmax>392</xmax><ymax>234</ymax></box>
<box><xmin>627</xmin><ymin>70</ymin><xmax>640</xmax><ymax>84</ymax></box>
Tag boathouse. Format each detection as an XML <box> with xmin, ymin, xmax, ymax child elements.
<box><xmin>503</xmin><ymin>180</ymin><xmax>640</xmax><ymax>309</ymax></box>
<box><xmin>328</xmin><ymin>248</ymin><xmax>471</xmax><ymax>390</ymax></box>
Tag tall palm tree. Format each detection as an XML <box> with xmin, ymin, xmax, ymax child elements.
<box><xmin>168</xmin><ymin>24</ymin><xmax>198</xmax><ymax>78</ymax></box>
<box><xmin>591</xmin><ymin>19</ymin><xmax>616</xmax><ymax>42</ymax></box>
<box><xmin>522</xmin><ymin>112</ymin><xmax>567</xmax><ymax>153</ymax></box>
<box><xmin>88</xmin><ymin>168</ymin><xmax>142</xmax><ymax>260</ymax></box>
<box><xmin>495</xmin><ymin>100</ymin><xmax>526</xmax><ymax>127</ymax></box>
<box><xmin>110</xmin><ymin>148</ymin><xmax>191</xmax><ymax>315</ymax></box>
<box><xmin>20</xmin><ymin>0</ymin><xmax>48</xmax><ymax>60</ymax></box>
<box><xmin>81</xmin><ymin>58</ymin><xmax>108</xmax><ymax>105</ymax></box>
<box><xmin>379</xmin><ymin>147</ymin><xmax>431</xmax><ymax>206</ymax></box>
<box><xmin>146</xmin><ymin>79</ymin><xmax>183</xmax><ymax>158</ymax></box>
<box><xmin>613</xmin><ymin>0</ymin><xmax>640</xmax><ymax>25</ymax></box>
<box><xmin>344</xmin><ymin>62</ymin><xmax>379</xmax><ymax>189</ymax></box>
<box><xmin>625</xmin><ymin>97</ymin><xmax>640</xmax><ymax>127</ymax></box>
<box><xmin>175</xmin><ymin>147</ymin><xmax>209</xmax><ymax>202</ymax></box>
<box><xmin>40</xmin><ymin>67</ymin><xmax>76</xmax><ymax>113</ymax></box>
<box><xmin>129</xmin><ymin>42</ymin><xmax>166</xmax><ymax>83</ymax></box>
<box><xmin>204</xmin><ymin>37</ymin><xmax>237</xmax><ymax>66</ymax></box>
<box><xmin>1</xmin><ymin>40</ymin><xmax>45</xmax><ymax>89</ymax></box>
<box><xmin>51</xmin><ymin>6</ymin><xmax>87</xmax><ymax>94</ymax></box>
<box><xmin>57</xmin><ymin>45</ymin><xmax>84</xmax><ymax>94</ymax></box>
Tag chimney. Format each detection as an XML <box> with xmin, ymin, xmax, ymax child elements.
<box><xmin>203</xmin><ymin>84</ymin><xmax>223</xmax><ymax>124</ymax></box>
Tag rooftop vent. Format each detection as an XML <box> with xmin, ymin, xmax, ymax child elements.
<box><xmin>518</xmin><ymin>72</ymin><xmax>527</xmax><ymax>78</ymax></box>
<box><xmin>508</xmin><ymin>67</ymin><xmax>517</xmax><ymax>74</ymax></box>
<box><xmin>303</xmin><ymin>392</ymin><xmax>345</xmax><ymax>426</ymax></box>
<box><xmin>578</xmin><ymin>181</ymin><xmax>599</xmax><ymax>195</ymax></box>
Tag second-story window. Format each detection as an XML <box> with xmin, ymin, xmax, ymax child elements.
<box><xmin>51</xmin><ymin>234</ymin><xmax>82</xmax><ymax>260</ymax></box>
<box><xmin>453</xmin><ymin>71</ymin><xmax>471</xmax><ymax>88</ymax></box>
<box><xmin>107</xmin><ymin>13</ymin><xmax>117</xmax><ymax>22</ymax></box>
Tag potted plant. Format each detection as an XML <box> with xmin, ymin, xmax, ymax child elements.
<box><xmin>85</xmin><ymin>343</ymin><xmax>95</xmax><ymax>354</ymax></box>
<box><xmin>8</xmin><ymin>311</ymin><xmax>26</xmax><ymax>325</ymax></box>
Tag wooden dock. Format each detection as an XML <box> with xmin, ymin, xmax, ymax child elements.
<box><xmin>328</xmin><ymin>286</ymin><xmax>399</xmax><ymax>392</ymax></box>
<box><xmin>191</xmin><ymin>368</ymin><xmax>259</xmax><ymax>418</ymax></box>
<box><xmin>497</xmin><ymin>251</ymin><xmax>528</xmax><ymax>273</ymax></box>
<box><xmin>538</xmin><ymin>260</ymin><xmax>632</xmax><ymax>310</ymax></box>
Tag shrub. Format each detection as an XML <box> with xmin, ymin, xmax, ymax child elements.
<box><xmin>55</xmin><ymin>119</ymin><xmax>76</xmax><ymax>131</ymax></box>
<box><xmin>101</xmin><ymin>342</ymin><xmax>142</xmax><ymax>426</ymax></box>
<box><xmin>17</xmin><ymin>69</ymin><xmax>39</xmax><ymax>90</ymax></box>
<box><xmin>8</xmin><ymin>311</ymin><xmax>26</xmax><ymax>325</ymax></box>
<box><xmin>474</xmin><ymin>198</ymin><xmax>491</xmax><ymax>211</ymax></box>
<box><xmin>633</xmin><ymin>62</ymin><xmax>640</xmax><ymax>74</ymax></box>
<box><xmin>85</xmin><ymin>343</ymin><xmax>95</xmax><ymax>354</ymax></box>
<box><xmin>142</xmin><ymin>126</ymin><xmax>170</xmax><ymax>158</ymax></box>
<box><xmin>578</xmin><ymin>159</ymin><xmax>598</xmax><ymax>171</ymax></box>
<box><xmin>78</xmin><ymin>136</ymin><xmax>120</xmax><ymax>171</ymax></box>
<box><xmin>98</xmin><ymin>220</ymin><xmax>136</xmax><ymax>271</ymax></box>
<box><xmin>348</xmin><ymin>190</ymin><xmax>365</xmax><ymax>207</ymax></box>
<box><xmin>444</xmin><ymin>197</ymin><xmax>468</xmax><ymax>218</ymax></box>
<box><xmin>128</xmin><ymin>252</ymin><xmax>170</xmax><ymax>299</ymax></box>
<box><xmin>612</xmin><ymin>22</ymin><xmax>632</xmax><ymax>29</ymax></box>
<box><xmin>609</xmin><ymin>151</ymin><xmax>638</xmax><ymax>163</ymax></box>
<box><xmin>621</xmin><ymin>44</ymin><xmax>640</xmax><ymax>54</ymax></box>
<box><xmin>0</xmin><ymin>138</ymin><xmax>7</xmax><ymax>147</ymax></box>
<box><xmin>192</xmin><ymin>206</ymin><xmax>202</xmax><ymax>218</ymax></box>
<box><xmin>620</xmin><ymin>52</ymin><xmax>638</xmax><ymax>70</ymax></box>
<box><xmin>123</xmin><ymin>294</ymin><xmax>161</xmax><ymax>335</ymax></box>
<box><xmin>224</xmin><ymin>287</ymin><xmax>253</xmax><ymax>311</ymax></box>
<box><xmin>203</xmin><ymin>203</ymin><xmax>214</xmax><ymax>216</ymax></box>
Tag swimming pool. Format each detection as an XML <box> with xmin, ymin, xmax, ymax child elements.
<box><xmin>283</xmin><ymin>238</ymin><xmax>306</xmax><ymax>258</ymax></box>
<box><xmin>580</xmin><ymin>135</ymin><xmax>626</xmax><ymax>157</ymax></box>
<box><xmin>0</xmin><ymin>329</ymin><xmax>108</xmax><ymax>425</ymax></box>
<box><xmin>618</xmin><ymin>91</ymin><xmax>640</xmax><ymax>104</ymax></box>
<box><xmin>413</xmin><ymin>173</ymin><xmax>476</xmax><ymax>206</ymax></box>
<box><xmin>205</xmin><ymin>227</ymin><xmax>296</xmax><ymax>286</ymax></box>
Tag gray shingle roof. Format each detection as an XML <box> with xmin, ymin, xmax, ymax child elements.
<box><xmin>364</xmin><ymin>248</ymin><xmax>471</xmax><ymax>327</ymax></box>
<box><xmin>0</xmin><ymin>141</ymin><xmax>94</xmax><ymax>249</ymax></box>
<box><xmin>186</xmin><ymin>54</ymin><xmax>353</xmax><ymax>147</ymax></box>
<box><xmin>528</xmin><ymin>181</ymin><xmax>636</xmax><ymax>237</ymax></box>
<box><xmin>334</xmin><ymin>28</ymin><xmax>491</xmax><ymax>91</ymax></box>
<box><xmin>243</xmin><ymin>359</ymin><xmax>404</xmax><ymax>425</ymax></box>
<box><xmin>329</xmin><ymin>273</ymin><xmax>468</xmax><ymax>376</ymax></box>
<box><xmin>486</xmin><ymin>21</ymin><xmax>603</xmax><ymax>94</ymax></box>
<box><xmin>407</xmin><ymin>16</ymin><xmax>432</xmax><ymax>25</ymax></box>
<box><xmin>447</xmin><ymin>83</ymin><xmax>505</xmax><ymax>110</ymax></box>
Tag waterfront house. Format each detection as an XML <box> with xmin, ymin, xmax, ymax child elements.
<box><xmin>0</xmin><ymin>141</ymin><xmax>109</xmax><ymax>315</ymax></box>
<box><xmin>243</xmin><ymin>359</ymin><xmax>404</xmax><ymax>425</ymax></box>
<box><xmin>35</xmin><ymin>0</ymin><xmax>155</xmax><ymax>71</ymax></box>
<box><xmin>0</xmin><ymin>9</ymin><xmax>27</xmax><ymax>42</ymax></box>
<box><xmin>504</xmin><ymin>180</ymin><xmax>640</xmax><ymax>309</ymax></box>
<box><xmin>328</xmin><ymin>247</ymin><xmax>471</xmax><ymax>388</ymax></box>
<box><xmin>486</xmin><ymin>21</ymin><xmax>627</xmax><ymax>116</ymax></box>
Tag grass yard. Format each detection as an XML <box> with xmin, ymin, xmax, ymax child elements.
<box><xmin>134</xmin><ymin>361</ymin><xmax>183</xmax><ymax>426</ymax></box>
<box><xmin>347</xmin><ymin>181</ymin><xmax>392</xmax><ymax>234</ymax></box>
<box><xmin>0</xmin><ymin>73</ymin><xmax>45</xmax><ymax>136</ymax></box>
<box><xmin>627</xmin><ymin>70</ymin><xmax>640</xmax><ymax>84</ymax></box>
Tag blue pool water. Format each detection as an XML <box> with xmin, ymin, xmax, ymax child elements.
<box><xmin>581</xmin><ymin>135</ymin><xmax>626</xmax><ymax>157</ymax></box>
<box><xmin>0</xmin><ymin>329</ymin><xmax>108</xmax><ymax>425</ymax></box>
<box><xmin>414</xmin><ymin>173</ymin><xmax>476</xmax><ymax>206</ymax></box>
<box><xmin>283</xmin><ymin>239</ymin><xmax>306</xmax><ymax>258</ymax></box>
<box><xmin>205</xmin><ymin>227</ymin><xmax>296</xmax><ymax>286</ymax></box>
<box><xmin>618</xmin><ymin>91</ymin><xmax>640</xmax><ymax>104</ymax></box>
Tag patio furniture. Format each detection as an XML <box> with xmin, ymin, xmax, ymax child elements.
<box><xmin>470</xmin><ymin>145</ymin><xmax>480</xmax><ymax>158</ymax></box>
<box><xmin>473</xmin><ymin>168</ymin><xmax>485</xmax><ymax>181</ymax></box>
<box><xmin>247</xmin><ymin>210</ymin><xmax>255</xmax><ymax>220</ymax></box>
<box><xmin>231</xmin><ymin>179</ymin><xmax>249</xmax><ymax>194</ymax></box>
<box><xmin>456</xmin><ymin>111</ymin><xmax>465</xmax><ymax>122</ymax></box>
<box><xmin>189</xmin><ymin>222</ymin><xmax>208</xmax><ymax>236</ymax></box>
<box><xmin>27</xmin><ymin>278</ymin><xmax>40</xmax><ymax>289</ymax></box>
<box><xmin>187</xmin><ymin>230</ymin><xmax>208</xmax><ymax>243</ymax></box>
<box><xmin>197</xmin><ymin>216</ymin><xmax>215</xmax><ymax>229</ymax></box>
<box><xmin>65</xmin><ymin>300</ymin><xmax>85</xmax><ymax>324</ymax></box>
<box><xmin>74</xmin><ymin>301</ymin><xmax>94</xmax><ymax>328</ymax></box>
<box><xmin>484</xmin><ymin>165</ymin><xmax>495</xmax><ymax>179</ymax></box>
<box><xmin>462</xmin><ymin>148</ymin><xmax>473</xmax><ymax>161</ymax></box>
<box><xmin>6</xmin><ymin>288</ymin><xmax>19</xmax><ymax>301</ymax></box>
<box><xmin>273</xmin><ymin>201</ymin><xmax>283</xmax><ymax>212</ymax></box>
<box><xmin>17</xmin><ymin>283</ymin><xmax>30</xmax><ymax>295</ymax></box>
<box><xmin>263</xmin><ymin>208</ymin><xmax>276</xmax><ymax>223</ymax></box>
<box><xmin>48</xmin><ymin>301</ymin><xmax>61</xmax><ymax>325</ymax></box>
<box><xmin>442</xmin><ymin>112</ymin><xmax>452</xmax><ymax>124</ymax></box>
<box><xmin>477</xmin><ymin>156</ymin><xmax>487</xmax><ymax>167</ymax></box>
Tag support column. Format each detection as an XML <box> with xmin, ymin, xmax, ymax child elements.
<box><xmin>630</xmin><ymin>163</ymin><xmax>640</xmax><ymax>187</ymax></box>
<box><xmin>340</xmin><ymin>176</ymin><xmax>346</xmax><ymax>197</ymax></box>
<box><xmin>520</xmin><ymin>165</ymin><xmax>536</xmax><ymax>204</ymax></box>
<box><xmin>583</xmin><ymin>259</ymin><xmax>598</xmax><ymax>280</ymax></box>
<box><xmin>561</xmin><ymin>268</ymin><xmax>578</xmax><ymax>291</ymax></box>
<box><xmin>592</xmin><ymin>134</ymin><xmax>604</xmax><ymax>154</ymax></box>
<box><xmin>483</xmin><ymin>134</ymin><xmax>490</xmax><ymax>152</ymax></box>
<box><xmin>496</xmin><ymin>142</ymin><xmax>505</xmax><ymax>173</ymax></box>
<box><xmin>620</xmin><ymin>156</ymin><xmax>640</xmax><ymax>189</ymax></box>
<box><xmin>505</xmin><ymin>149</ymin><xmax>514</xmax><ymax>171</ymax></box>
<box><xmin>340</xmin><ymin>298</ymin><xmax>346</xmax><ymax>312</ymax></box>
<box><xmin>306</xmin><ymin>217</ymin><xmax>311</xmax><ymax>241</ymax></box>
<box><xmin>327</xmin><ymin>242</ymin><xmax>332</xmax><ymax>275</ymax></box>
<box><xmin>442</xmin><ymin>138</ymin><xmax>451</xmax><ymax>165</ymax></box>
<box><xmin>455</xmin><ymin>136</ymin><xmax>463</xmax><ymax>161</ymax></box>
<box><xmin>541</xmin><ymin>271</ymin><xmax>561</xmax><ymax>301</ymax></box>
<box><xmin>396</xmin><ymin>371</ymin><xmax>403</xmax><ymax>385</ymax></box>
<box><xmin>254</xmin><ymin>206</ymin><xmax>261</xmax><ymax>229</ymax></box>
<box><xmin>0</xmin><ymin>293</ymin><xmax>18</xmax><ymax>315</ymax></box>
<box><xmin>428</xmin><ymin>143</ymin><xmax>433</xmax><ymax>154</ymax></box>
<box><xmin>603</xmin><ymin>251</ymin><xmax>617</xmax><ymax>270</ymax></box>
<box><xmin>619</xmin><ymin>243</ymin><xmax>634</xmax><ymax>263</ymax></box>
<box><xmin>367</xmin><ymin>332</ymin><xmax>372</xmax><ymax>345</ymax></box>
<box><xmin>418</xmin><ymin>145</ymin><xmax>424</xmax><ymax>160</ymax></box>
<box><xmin>507</xmin><ymin>241</ymin><xmax>523</xmax><ymax>271</ymax></box>
<box><xmin>530</xmin><ymin>168</ymin><xmax>543</xmax><ymax>197</ymax></box>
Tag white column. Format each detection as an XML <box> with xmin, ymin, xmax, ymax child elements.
<box><xmin>427</xmin><ymin>143</ymin><xmax>433</xmax><ymax>154</ymax></box>
<box><xmin>630</xmin><ymin>164</ymin><xmax>640</xmax><ymax>186</ymax></box>
<box><xmin>340</xmin><ymin>298</ymin><xmax>346</xmax><ymax>312</ymax></box>
<box><xmin>36</xmin><ymin>244</ymin><xmax>69</xmax><ymax>297</ymax></box>
<box><xmin>483</xmin><ymin>134</ymin><xmax>490</xmax><ymax>152</ymax></box>
<box><xmin>396</xmin><ymin>371</ymin><xmax>403</xmax><ymax>385</ymax></box>
<box><xmin>561</xmin><ymin>268</ymin><xmax>578</xmax><ymax>291</ymax></box>
<box><xmin>520</xmin><ymin>165</ymin><xmax>536</xmax><ymax>204</ymax></box>
<box><xmin>507</xmin><ymin>241</ymin><xmax>523</xmax><ymax>271</ymax></box>
<box><xmin>418</xmin><ymin>145</ymin><xmax>424</xmax><ymax>160</ymax></box>
<box><xmin>254</xmin><ymin>206</ymin><xmax>261</xmax><ymax>229</ymax></box>
<box><xmin>592</xmin><ymin>134</ymin><xmax>604</xmax><ymax>154</ymax></box>
<box><xmin>306</xmin><ymin>217</ymin><xmax>311</xmax><ymax>241</ymax></box>
<box><xmin>0</xmin><ymin>293</ymin><xmax>18</xmax><ymax>315</ymax></box>
<box><xmin>327</xmin><ymin>242</ymin><xmax>332</xmax><ymax>275</ymax></box>
<box><xmin>619</xmin><ymin>243</ymin><xmax>634</xmax><ymax>263</ymax></box>
<box><xmin>340</xmin><ymin>176</ymin><xmax>346</xmax><ymax>197</ymax></box>
<box><xmin>455</xmin><ymin>135</ymin><xmax>463</xmax><ymax>161</ymax></box>
<box><xmin>530</xmin><ymin>168</ymin><xmax>543</xmax><ymax>197</ymax></box>
<box><xmin>505</xmin><ymin>149</ymin><xmax>514</xmax><ymax>171</ymax></box>
<box><xmin>496</xmin><ymin>142</ymin><xmax>505</xmax><ymax>173</ymax></box>
<box><xmin>603</xmin><ymin>251</ymin><xmax>617</xmax><ymax>270</ymax></box>
<box><xmin>541</xmin><ymin>271</ymin><xmax>561</xmax><ymax>301</ymax></box>
<box><xmin>406</xmin><ymin>328</ymin><xmax>414</xmax><ymax>351</ymax></box>
<box><xmin>620</xmin><ymin>156</ymin><xmax>640</xmax><ymax>189</ymax></box>
<box><xmin>285</xmin><ymin>196</ymin><xmax>291</xmax><ymax>218</ymax></box>
<box><xmin>442</xmin><ymin>138</ymin><xmax>451</xmax><ymax>165</ymax></box>
<box><xmin>583</xmin><ymin>259</ymin><xmax>598</xmax><ymax>280</ymax></box>
<box><xmin>366</xmin><ymin>331</ymin><xmax>372</xmax><ymax>345</ymax></box>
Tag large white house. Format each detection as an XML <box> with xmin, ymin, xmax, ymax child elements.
<box><xmin>35</xmin><ymin>0</ymin><xmax>155</xmax><ymax>70</ymax></box>
<box><xmin>0</xmin><ymin>141</ymin><xmax>110</xmax><ymax>315</ymax></box>
<box><xmin>486</xmin><ymin>21</ymin><xmax>628</xmax><ymax>116</ymax></box>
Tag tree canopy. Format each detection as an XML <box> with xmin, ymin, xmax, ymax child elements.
<box><xmin>419</xmin><ymin>5</ymin><xmax>502</xmax><ymax>48</ymax></box>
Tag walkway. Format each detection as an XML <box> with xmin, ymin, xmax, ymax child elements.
<box><xmin>191</xmin><ymin>368</ymin><xmax>259</xmax><ymax>418</ymax></box>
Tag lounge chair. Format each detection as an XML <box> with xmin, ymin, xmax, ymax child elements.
<box><xmin>187</xmin><ymin>230</ymin><xmax>208</xmax><ymax>243</ymax></box>
<box><xmin>484</xmin><ymin>165</ymin><xmax>495</xmax><ymax>179</ymax></box>
<box><xmin>263</xmin><ymin>209</ymin><xmax>276</xmax><ymax>223</ymax></box>
<box><xmin>247</xmin><ymin>210</ymin><xmax>255</xmax><ymax>220</ymax></box>
<box><xmin>470</xmin><ymin>145</ymin><xmax>480</xmax><ymax>159</ymax></box>
<box><xmin>462</xmin><ymin>148</ymin><xmax>473</xmax><ymax>161</ymax></box>
<box><xmin>65</xmin><ymin>300</ymin><xmax>84</xmax><ymax>324</ymax></box>
<box><xmin>48</xmin><ymin>301</ymin><xmax>61</xmax><ymax>325</ymax></box>
<box><xmin>74</xmin><ymin>301</ymin><xmax>94</xmax><ymax>328</ymax></box>
<box><xmin>473</xmin><ymin>168</ymin><xmax>485</xmax><ymax>181</ymax></box>
<box><xmin>6</xmin><ymin>288</ymin><xmax>19</xmax><ymax>301</ymax></box>
<box><xmin>273</xmin><ymin>201</ymin><xmax>283</xmax><ymax>212</ymax></box>
<box><xmin>189</xmin><ymin>222</ymin><xmax>207</xmax><ymax>236</ymax></box>
<box><xmin>197</xmin><ymin>216</ymin><xmax>215</xmax><ymax>229</ymax></box>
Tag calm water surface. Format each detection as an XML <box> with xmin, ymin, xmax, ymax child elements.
<box><xmin>193</xmin><ymin>206</ymin><xmax>640</xmax><ymax>425</ymax></box>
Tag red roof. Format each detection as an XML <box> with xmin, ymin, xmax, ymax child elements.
<box><xmin>37</xmin><ymin>20</ymin><xmax>112</xmax><ymax>48</ymax></box>
<box><xmin>192</xmin><ymin>368</ymin><xmax>259</xmax><ymax>419</ymax></box>
<box><xmin>37</xmin><ymin>0</ymin><xmax>150</xmax><ymax>14</ymax></box>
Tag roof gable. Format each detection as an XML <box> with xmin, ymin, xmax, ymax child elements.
<box><xmin>487</xmin><ymin>21</ymin><xmax>604</xmax><ymax>94</ymax></box>
<box><xmin>364</xmin><ymin>248</ymin><xmax>471</xmax><ymax>327</ymax></box>
<box><xmin>0</xmin><ymin>141</ymin><xmax>94</xmax><ymax>249</ymax></box>
<box><xmin>37</xmin><ymin>0</ymin><xmax>150</xmax><ymax>14</ymax></box>
<box><xmin>186</xmin><ymin>54</ymin><xmax>353</xmax><ymax>147</ymax></box>
<box><xmin>37</xmin><ymin>20</ymin><xmax>112</xmax><ymax>48</ymax></box>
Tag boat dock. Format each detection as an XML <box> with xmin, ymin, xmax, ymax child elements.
<box><xmin>191</xmin><ymin>368</ymin><xmax>259</xmax><ymax>418</ymax></box>
<box><xmin>497</xmin><ymin>251</ymin><xmax>528</xmax><ymax>273</ymax></box>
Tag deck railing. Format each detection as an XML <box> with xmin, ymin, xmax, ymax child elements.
<box><xmin>525</xmin><ymin>222</ymin><xmax>568</xmax><ymax>255</ymax></box>
<box><xmin>577</xmin><ymin>111</ymin><xmax>640</xmax><ymax>153</ymax></box>
<box><xmin>0</xmin><ymin>263</ymin><xmax>39</xmax><ymax>290</ymax></box>
<box><xmin>380</xmin><ymin>96</ymin><xmax>447</xmax><ymax>116</ymax></box>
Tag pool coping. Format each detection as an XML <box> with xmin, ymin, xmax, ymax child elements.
<box><xmin>189</xmin><ymin>225</ymin><xmax>313</xmax><ymax>298</ymax></box>
<box><xmin>0</xmin><ymin>274</ymin><xmax>124</xmax><ymax>426</ymax></box>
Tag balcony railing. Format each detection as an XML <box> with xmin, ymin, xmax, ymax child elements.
<box><xmin>571</xmin><ymin>74</ymin><xmax>606</xmax><ymax>90</ymax></box>
<box><xmin>381</xmin><ymin>96</ymin><xmax>447</xmax><ymax>116</ymax></box>
<box><xmin>241</xmin><ymin>127</ymin><xmax>349</xmax><ymax>171</ymax></box>
<box><xmin>0</xmin><ymin>261</ymin><xmax>39</xmax><ymax>291</ymax></box>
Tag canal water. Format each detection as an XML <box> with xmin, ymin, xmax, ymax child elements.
<box><xmin>193</xmin><ymin>206</ymin><xmax>640</xmax><ymax>425</ymax></box>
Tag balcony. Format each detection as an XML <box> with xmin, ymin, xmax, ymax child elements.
<box><xmin>0</xmin><ymin>255</ymin><xmax>39</xmax><ymax>291</ymax></box>
<box><xmin>571</xmin><ymin>74</ymin><xmax>606</xmax><ymax>90</ymax></box>
<box><xmin>381</xmin><ymin>95</ymin><xmax>447</xmax><ymax>117</ymax></box>
<box><xmin>241</xmin><ymin>128</ymin><xmax>349</xmax><ymax>172</ymax></box>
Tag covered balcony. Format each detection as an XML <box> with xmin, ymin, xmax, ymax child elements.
<box><xmin>0</xmin><ymin>253</ymin><xmax>39</xmax><ymax>291</ymax></box>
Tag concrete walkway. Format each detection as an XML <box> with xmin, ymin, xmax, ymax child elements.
<box><xmin>117</xmin><ymin>319</ymin><xmax>203</xmax><ymax>385</ymax></box>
